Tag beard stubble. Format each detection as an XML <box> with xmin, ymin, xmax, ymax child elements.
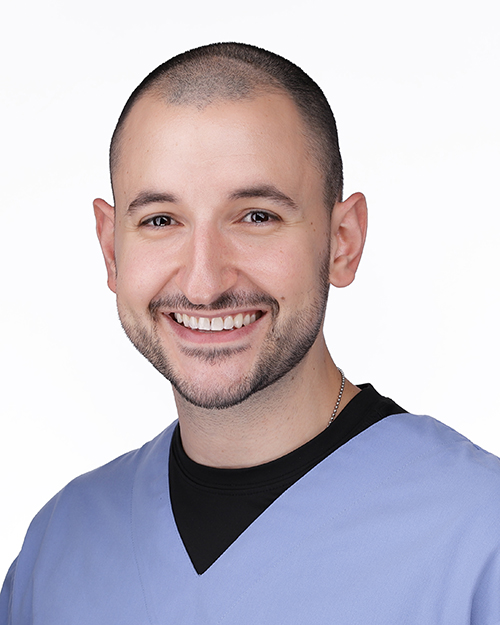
<box><xmin>118</xmin><ymin>255</ymin><xmax>331</xmax><ymax>410</ymax></box>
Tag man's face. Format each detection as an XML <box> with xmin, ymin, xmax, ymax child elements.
<box><xmin>100</xmin><ymin>93</ymin><xmax>334</xmax><ymax>409</ymax></box>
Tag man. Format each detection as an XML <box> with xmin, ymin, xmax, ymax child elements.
<box><xmin>2</xmin><ymin>42</ymin><xmax>500</xmax><ymax>624</ymax></box>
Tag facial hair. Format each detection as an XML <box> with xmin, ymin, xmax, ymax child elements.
<box><xmin>118</xmin><ymin>255</ymin><xmax>331</xmax><ymax>410</ymax></box>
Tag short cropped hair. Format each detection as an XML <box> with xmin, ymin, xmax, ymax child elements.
<box><xmin>110</xmin><ymin>42</ymin><xmax>343</xmax><ymax>209</ymax></box>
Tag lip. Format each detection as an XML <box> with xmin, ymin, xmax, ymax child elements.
<box><xmin>162</xmin><ymin>310</ymin><xmax>266</xmax><ymax>344</ymax></box>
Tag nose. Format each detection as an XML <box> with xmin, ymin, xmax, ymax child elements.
<box><xmin>175</xmin><ymin>224</ymin><xmax>238</xmax><ymax>306</ymax></box>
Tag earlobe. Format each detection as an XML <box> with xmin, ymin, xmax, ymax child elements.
<box><xmin>329</xmin><ymin>192</ymin><xmax>368</xmax><ymax>288</ymax></box>
<box><xmin>93</xmin><ymin>198</ymin><xmax>117</xmax><ymax>293</ymax></box>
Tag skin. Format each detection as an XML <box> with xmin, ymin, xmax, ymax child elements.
<box><xmin>94</xmin><ymin>92</ymin><xmax>367</xmax><ymax>468</ymax></box>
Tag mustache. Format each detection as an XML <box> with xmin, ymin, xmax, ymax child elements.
<box><xmin>149</xmin><ymin>291</ymin><xmax>280</xmax><ymax>317</ymax></box>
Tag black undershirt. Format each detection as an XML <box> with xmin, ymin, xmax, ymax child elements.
<box><xmin>169</xmin><ymin>384</ymin><xmax>406</xmax><ymax>574</ymax></box>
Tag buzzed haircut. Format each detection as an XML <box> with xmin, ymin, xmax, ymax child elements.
<box><xmin>110</xmin><ymin>42</ymin><xmax>343</xmax><ymax>209</ymax></box>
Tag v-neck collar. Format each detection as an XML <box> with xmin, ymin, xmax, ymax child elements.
<box><xmin>128</xmin><ymin>412</ymin><xmax>445</xmax><ymax>623</ymax></box>
<box><xmin>168</xmin><ymin>384</ymin><xmax>407</xmax><ymax>574</ymax></box>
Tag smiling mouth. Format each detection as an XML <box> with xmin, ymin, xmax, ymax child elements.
<box><xmin>171</xmin><ymin>311</ymin><xmax>263</xmax><ymax>332</ymax></box>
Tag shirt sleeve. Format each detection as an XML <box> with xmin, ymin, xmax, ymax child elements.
<box><xmin>0</xmin><ymin>557</ymin><xmax>18</xmax><ymax>625</ymax></box>
<box><xmin>471</xmin><ymin>547</ymin><xmax>500</xmax><ymax>625</ymax></box>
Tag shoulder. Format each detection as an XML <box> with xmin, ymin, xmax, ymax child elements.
<box><xmin>360</xmin><ymin>412</ymin><xmax>500</xmax><ymax>513</ymax></box>
<box><xmin>3</xmin><ymin>424</ymin><xmax>177</xmax><ymax>623</ymax></box>
<box><xmin>50</xmin><ymin>422</ymin><xmax>173</xmax><ymax>496</ymax></box>
<box><xmin>15</xmin><ymin>423</ymin><xmax>176</xmax><ymax>570</ymax></box>
<box><xmin>379</xmin><ymin>412</ymin><xmax>500</xmax><ymax>470</ymax></box>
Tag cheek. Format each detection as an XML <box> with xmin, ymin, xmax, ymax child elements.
<box><xmin>115</xmin><ymin>243</ymin><xmax>173</xmax><ymax>304</ymax></box>
<box><xmin>248</xmin><ymin>242</ymin><xmax>326</xmax><ymax>303</ymax></box>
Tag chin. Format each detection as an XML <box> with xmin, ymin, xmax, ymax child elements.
<box><xmin>171</xmin><ymin>379</ymin><xmax>258</xmax><ymax>410</ymax></box>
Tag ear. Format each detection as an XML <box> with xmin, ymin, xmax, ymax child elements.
<box><xmin>93</xmin><ymin>198</ymin><xmax>117</xmax><ymax>293</ymax></box>
<box><xmin>329</xmin><ymin>192</ymin><xmax>368</xmax><ymax>288</ymax></box>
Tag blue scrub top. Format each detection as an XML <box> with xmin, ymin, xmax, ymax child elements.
<box><xmin>2</xmin><ymin>414</ymin><xmax>500</xmax><ymax>624</ymax></box>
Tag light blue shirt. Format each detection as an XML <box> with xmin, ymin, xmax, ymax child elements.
<box><xmin>2</xmin><ymin>414</ymin><xmax>500</xmax><ymax>624</ymax></box>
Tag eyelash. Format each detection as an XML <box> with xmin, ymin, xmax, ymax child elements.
<box><xmin>141</xmin><ymin>215</ymin><xmax>177</xmax><ymax>228</ymax></box>
<box><xmin>241</xmin><ymin>210</ymin><xmax>279</xmax><ymax>224</ymax></box>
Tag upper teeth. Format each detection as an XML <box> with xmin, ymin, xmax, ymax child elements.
<box><xmin>174</xmin><ymin>312</ymin><xmax>257</xmax><ymax>331</ymax></box>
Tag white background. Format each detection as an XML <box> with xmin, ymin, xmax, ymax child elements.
<box><xmin>1</xmin><ymin>0</ymin><xmax>499</xmax><ymax>576</ymax></box>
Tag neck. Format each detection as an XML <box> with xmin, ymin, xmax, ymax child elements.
<box><xmin>174</xmin><ymin>336</ymin><xmax>359</xmax><ymax>468</ymax></box>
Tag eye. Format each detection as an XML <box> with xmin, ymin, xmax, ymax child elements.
<box><xmin>141</xmin><ymin>214</ymin><xmax>177</xmax><ymax>228</ymax></box>
<box><xmin>241</xmin><ymin>211</ymin><xmax>278</xmax><ymax>224</ymax></box>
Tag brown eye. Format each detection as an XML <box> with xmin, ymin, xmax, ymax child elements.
<box><xmin>141</xmin><ymin>213</ymin><xmax>179</xmax><ymax>228</ymax></box>
<box><xmin>151</xmin><ymin>215</ymin><xmax>171</xmax><ymax>227</ymax></box>
<box><xmin>242</xmin><ymin>210</ymin><xmax>277</xmax><ymax>224</ymax></box>
<box><xmin>251</xmin><ymin>211</ymin><xmax>269</xmax><ymax>223</ymax></box>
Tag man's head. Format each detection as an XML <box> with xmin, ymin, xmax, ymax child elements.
<box><xmin>95</xmin><ymin>43</ymin><xmax>366</xmax><ymax>410</ymax></box>
<box><xmin>109</xmin><ymin>42</ymin><xmax>343</xmax><ymax>210</ymax></box>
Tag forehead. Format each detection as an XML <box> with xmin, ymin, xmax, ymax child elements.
<box><xmin>113</xmin><ymin>92</ymin><xmax>323</xmax><ymax>209</ymax></box>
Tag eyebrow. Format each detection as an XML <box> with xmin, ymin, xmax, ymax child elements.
<box><xmin>126</xmin><ymin>191</ymin><xmax>178</xmax><ymax>215</ymax></box>
<box><xmin>229</xmin><ymin>185</ymin><xmax>299</xmax><ymax>211</ymax></box>
<box><xmin>125</xmin><ymin>184</ymin><xmax>299</xmax><ymax>216</ymax></box>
